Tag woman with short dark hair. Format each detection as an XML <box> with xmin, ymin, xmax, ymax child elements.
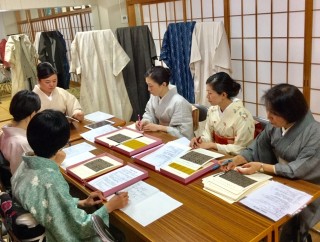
<box><xmin>222</xmin><ymin>83</ymin><xmax>320</xmax><ymax>241</ymax></box>
<box><xmin>12</xmin><ymin>110</ymin><xmax>128</xmax><ymax>241</ymax></box>
<box><xmin>0</xmin><ymin>90</ymin><xmax>40</xmax><ymax>174</ymax></box>
<box><xmin>33</xmin><ymin>62</ymin><xmax>84</xmax><ymax>121</ymax></box>
<box><xmin>190</xmin><ymin>72</ymin><xmax>255</xmax><ymax>155</ymax></box>
<box><xmin>136</xmin><ymin>66</ymin><xmax>193</xmax><ymax>139</ymax></box>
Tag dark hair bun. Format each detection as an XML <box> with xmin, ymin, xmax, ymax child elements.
<box><xmin>37</xmin><ymin>62</ymin><xmax>57</xmax><ymax>79</ymax></box>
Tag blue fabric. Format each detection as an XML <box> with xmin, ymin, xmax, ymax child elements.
<box><xmin>160</xmin><ymin>22</ymin><xmax>196</xmax><ymax>103</ymax></box>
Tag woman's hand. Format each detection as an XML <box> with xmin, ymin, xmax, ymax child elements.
<box><xmin>73</xmin><ymin>111</ymin><xmax>84</xmax><ymax>122</ymax></box>
<box><xmin>190</xmin><ymin>137</ymin><xmax>202</xmax><ymax>148</ymax></box>
<box><xmin>78</xmin><ymin>191</ymin><xmax>106</xmax><ymax>208</ymax></box>
<box><xmin>235</xmin><ymin>162</ymin><xmax>262</xmax><ymax>175</ymax></box>
<box><xmin>135</xmin><ymin>120</ymin><xmax>148</xmax><ymax>131</ymax></box>
<box><xmin>105</xmin><ymin>192</ymin><xmax>129</xmax><ymax>213</ymax></box>
<box><xmin>142</xmin><ymin>123</ymin><xmax>162</xmax><ymax>132</ymax></box>
<box><xmin>219</xmin><ymin>155</ymin><xmax>247</xmax><ymax>172</ymax></box>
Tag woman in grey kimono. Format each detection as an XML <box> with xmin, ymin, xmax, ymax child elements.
<box><xmin>136</xmin><ymin>66</ymin><xmax>193</xmax><ymax>139</ymax></box>
<box><xmin>221</xmin><ymin>83</ymin><xmax>320</xmax><ymax>242</ymax></box>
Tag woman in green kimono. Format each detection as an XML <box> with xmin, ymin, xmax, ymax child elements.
<box><xmin>11</xmin><ymin>109</ymin><xmax>128</xmax><ymax>241</ymax></box>
<box><xmin>222</xmin><ymin>83</ymin><xmax>320</xmax><ymax>242</ymax></box>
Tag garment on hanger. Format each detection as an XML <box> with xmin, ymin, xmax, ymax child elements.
<box><xmin>116</xmin><ymin>25</ymin><xmax>157</xmax><ymax>121</ymax></box>
<box><xmin>190</xmin><ymin>22</ymin><xmax>232</xmax><ymax>105</ymax></box>
<box><xmin>38</xmin><ymin>31</ymin><xmax>70</xmax><ymax>89</ymax></box>
<box><xmin>0</xmin><ymin>39</ymin><xmax>10</xmax><ymax>67</ymax></box>
<box><xmin>5</xmin><ymin>34</ymin><xmax>38</xmax><ymax>96</ymax></box>
<box><xmin>70</xmin><ymin>30</ymin><xmax>132</xmax><ymax>121</ymax></box>
<box><xmin>160</xmin><ymin>21</ymin><xmax>196</xmax><ymax>103</ymax></box>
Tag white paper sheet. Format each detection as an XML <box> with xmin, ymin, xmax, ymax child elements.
<box><xmin>240</xmin><ymin>181</ymin><xmax>312</xmax><ymax>221</ymax></box>
<box><xmin>108</xmin><ymin>181</ymin><xmax>182</xmax><ymax>227</ymax></box>
<box><xmin>84</xmin><ymin>111</ymin><xmax>114</xmax><ymax>122</ymax></box>
<box><xmin>81</xmin><ymin>125</ymin><xmax>118</xmax><ymax>143</ymax></box>
<box><xmin>60</xmin><ymin>152</ymin><xmax>96</xmax><ymax>170</ymax></box>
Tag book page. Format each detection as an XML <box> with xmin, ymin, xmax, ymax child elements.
<box><xmin>173</xmin><ymin>148</ymin><xmax>224</xmax><ymax>170</ymax></box>
<box><xmin>60</xmin><ymin>152</ymin><xmax>96</xmax><ymax>170</ymax></box>
<box><xmin>62</xmin><ymin>142</ymin><xmax>96</xmax><ymax>159</ymax></box>
<box><xmin>240</xmin><ymin>181</ymin><xmax>312</xmax><ymax>221</ymax></box>
<box><xmin>108</xmin><ymin>181</ymin><xmax>182</xmax><ymax>227</ymax></box>
<box><xmin>88</xmin><ymin>165</ymin><xmax>144</xmax><ymax>192</ymax></box>
<box><xmin>141</xmin><ymin>142</ymin><xmax>190</xmax><ymax>171</ymax></box>
<box><xmin>97</xmin><ymin>129</ymin><xmax>143</xmax><ymax>146</ymax></box>
<box><xmin>117</xmin><ymin>136</ymin><xmax>155</xmax><ymax>152</ymax></box>
<box><xmin>68</xmin><ymin>156</ymin><xmax>122</xmax><ymax>179</ymax></box>
<box><xmin>84</xmin><ymin>111</ymin><xmax>114</xmax><ymax>122</ymax></box>
<box><xmin>81</xmin><ymin>125</ymin><xmax>118</xmax><ymax>143</ymax></box>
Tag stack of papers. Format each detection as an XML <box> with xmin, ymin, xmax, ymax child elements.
<box><xmin>203</xmin><ymin>170</ymin><xmax>272</xmax><ymax>203</ymax></box>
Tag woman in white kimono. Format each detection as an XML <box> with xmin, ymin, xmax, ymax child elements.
<box><xmin>190</xmin><ymin>72</ymin><xmax>255</xmax><ymax>155</ymax></box>
<box><xmin>136</xmin><ymin>66</ymin><xmax>193</xmax><ymax>139</ymax></box>
<box><xmin>222</xmin><ymin>84</ymin><xmax>320</xmax><ymax>242</ymax></box>
<box><xmin>33</xmin><ymin>62</ymin><xmax>84</xmax><ymax>121</ymax></box>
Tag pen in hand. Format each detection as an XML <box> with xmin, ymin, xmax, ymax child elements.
<box><xmin>137</xmin><ymin>114</ymin><xmax>141</xmax><ymax>131</ymax></box>
<box><xmin>221</xmin><ymin>159</ymin><xmax>233</xmax><ymax>166</ymax></box>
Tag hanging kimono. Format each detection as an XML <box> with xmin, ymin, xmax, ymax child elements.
<box><xmin>116</xmin><ymin>25</ymin><xmax>157</xmax><ymax>121</ymax></box>
<box><xmin>5</xmin><ymin>34</ymin><xmax>38</xmax><ymax>96</ymax></box>
<box><xmin>70</xmin><ymin>30</ymin><xmax>132</xmax><ymax>121</ymax></box>
<box><xmin>160</xmin><ymin>21</ymin><xmax>196</xmax><ymax>103</ymax></box>
<box><xmin>38</xmin><ymin>31</ymin><xmax>70</xmax><ymax>89</ymax></box>
<box><xmin>190</xmin><ymin>22</ymin><xmax>232</xmax><ymax>105</ymax></box>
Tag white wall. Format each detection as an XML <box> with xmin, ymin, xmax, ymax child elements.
<box><xmin>0</xmin><ymin>11</ymin><xmax>18</xmax><ymax>37</ymax></box>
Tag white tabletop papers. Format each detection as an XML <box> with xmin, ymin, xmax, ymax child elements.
<box><xmin>240</xmin><ymin>180</ymin><xmax>312</xmax><ymax>221</ymax></box>
<box><xmin>108</xmin><ymin>181</ymin><xmax>182</xmax><ymax>226</ymax></box>
<box><xmin>81</xmin><ymin>125</ymin><xmax>118</xmax><ymax>143</ymax></box>
<box><xmin>84</xmin><ymin>111</ymin><xmax>114</xmax><ymax>122</ymax></box>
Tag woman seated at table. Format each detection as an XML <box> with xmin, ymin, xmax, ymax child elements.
<box><xmin>189</xmin><ymin>72</ymin><xmax>255</xmax><ymax>155</ymax></box>
<box><xmin>0</xmin><ymin>90</ymin><xmax>40</xmax><ymax>174</ymax></box>
<box><xmin>11</xmin><ymin>109</ymin><xmax>128</xmax><ymax>241</ymax></box>
<box><xmin>136</xmin><ymin>66</ymin><xmax>193</xmax><ymax>139</ymax></box>
<box><xmin>33</xmin><ymin>62</ymin><xmax>84</xmax><ymax>121</ymax></box>
<box><xmin>222</xmin><ymin>83</ymin><xmax>320</xmax><ymax>241</ymax></box>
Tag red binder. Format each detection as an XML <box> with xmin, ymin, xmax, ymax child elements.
<box><xmin>85</xmin><ymin>163</ymin><xmax>149</xmax><ymax>197</ymax></box>
<box><xmin>95</xmin><ymin>127</ymin><xmax>163</xmax><ymax>157</ymax></box>
<box><xmin>66</xmin><ymin>153</ymin><xmax>124</xmax><ymax>183</ymax></box>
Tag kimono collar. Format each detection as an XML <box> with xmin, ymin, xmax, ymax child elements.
<box><xmin>22</xmin><ymin>153</ymin><xmax>59</xmax><ymax>171</ymax></box>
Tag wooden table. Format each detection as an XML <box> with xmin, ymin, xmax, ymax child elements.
<box><xmin>62</xmin><ymin>125</ymin><xmax>320</xmax><ymax>242</ymax></box>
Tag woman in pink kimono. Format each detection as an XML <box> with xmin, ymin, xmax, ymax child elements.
<box><xmin>190</xmin><ymin>72</ymin><xmax>255</xmax><ymax>155</ymax></box>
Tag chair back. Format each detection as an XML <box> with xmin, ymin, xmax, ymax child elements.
<box><xmin>253</xmin><ymin>116</ymin><xmax>269</xmax><ymax>138</ymax></box>
<box><xmin>91</xmin><ymin>214</ymin><xmax>116</xmax><ymax>242</ymax></box>
<box><xmin>192</xmin><ymin>104</ymin><xmax>208</xmax><ymax>131</ymax></box>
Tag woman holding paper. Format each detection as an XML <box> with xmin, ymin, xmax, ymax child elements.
<box><xmin>136</xmin><ymin>66</ymin><xmax>193</xmax><ymax>139</ymax></box>
<box><xmin>222</xmin><ymin>83</ymin><xmax>320</xmax><ymax>242</ymax></box>
<box><xmin>11</xmin><ymin>110</ymin><xmax>128</xmax><ymax>241</ymax></box>
<box><xmin>33</xmin><ymin>62</ymin><xmax>84</xmax><ymax>121</ymax></box>
<box><xmin>189</xmin><ymin>72</ymin><xmax>255</xmax><ymax>155</ymax></box>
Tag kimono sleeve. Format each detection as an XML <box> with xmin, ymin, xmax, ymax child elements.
<box><xmin>5</xmin><ymin>37</ymin><xmax>16</xmax><ymax>66</ymax></box>
<box><xmin>112</xmin><ymin>33</ymin><xmax>130</xmax><ymax>76</ymax></box>
<box><xmin>70</xmin><ymin>36</ymin><xmax>82</xmax><ymax>75</ymax></box>
<box><xmin>189</xmin><ymin>27</ymin><xmax>201</xmax><ymax>75</ymax></box>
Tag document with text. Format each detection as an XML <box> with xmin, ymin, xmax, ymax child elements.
<box><xmin>240</xmin><ymin>181</ymin><xmax>312</xmax><ymax>221</ymax></box>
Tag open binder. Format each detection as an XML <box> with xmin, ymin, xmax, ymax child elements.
<box><xmin>94</xmin><ymin>127</ymin><xmax>163</xmax><ymax>157</ymax></box>
<box><xmin>86</xmin><ymin>163</ymin><xmax>148</xmax><ymax>197</ymax></box>
<box><xmin>134</xmin><ymin>141</ymin><xmax>224</xmax><ymax>184</ymax></box>
<box><xmin>66</xmin><ymin>153</ymin><xmax>124</xmax><ymax>183</ymax></box>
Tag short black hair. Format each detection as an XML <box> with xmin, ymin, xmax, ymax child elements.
<box><xmin>27</xmin><ymin>110</ymin><xmax>70</xmax><ymax>158</ymax></box>
<box><xmin>206</xmin><ymin>72</ymin><xmax>241</xmax><ymax>99</ymax></box>
<box><xmin>9</xmin><ymin>90</ymin><xmax>41</xmax><ymax>122</ymax></box>
<box><xmin>263</xmin><ymin>84</ymin><xmax>308</xmax><ymax>123</ymax></box>
<box><xmin>144</xmin><ymin>66</ymin><xmax>171</xmax><ymax>86</ymax></box>
<box><xmin>37</xmin><ymin>62</ymin><xmax>57</xmax><ymax>79</ymax></box>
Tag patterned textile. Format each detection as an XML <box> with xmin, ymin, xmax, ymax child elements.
<box><xmin>160</xmin><ymin>22</ymin><xmax>196</xmax><ymax>103</ymax></box>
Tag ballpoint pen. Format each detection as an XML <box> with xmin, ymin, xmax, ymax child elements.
<box><xmin>66</xmin><ymin>115</ymin><xmax>80</xmax><ymax>123</ymax></box>
<box><xmin>138</xmin><ymin>114</ymin><xmax>141</xmax><ymax>131</ymax></box>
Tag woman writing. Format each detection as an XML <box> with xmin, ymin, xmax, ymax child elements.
<box><xmin>190</xmin><ymin>72</ymin><xmax>255</xmax><ymax>155</ymax></box>
<box><xmin>222</xmin><ymin>83</ymin><xmax>320</xmax><ymax>241</ymax></box>
<box><xmin>136</xmin><ymin>66</ymin><xmax>193</xmax><ymax>139</ymax></box>
<box><xmin>33</xmin><ymin>62</ymin><xmax>84</xmax><ymax>121</ymax></box>
<box><xmin>11</xmin><ymin>109</ymin><xmax>128</xmax><ymax>241</ymax></box>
